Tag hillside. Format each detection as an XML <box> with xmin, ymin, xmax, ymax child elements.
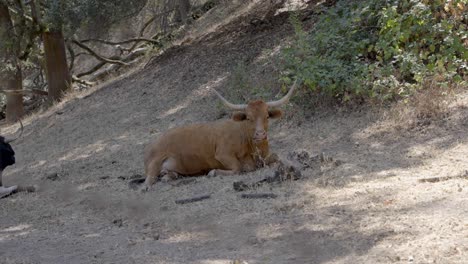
<box><xmin>1</xmin><ymin>1</ymin><xmax>467</xmax><ymax>264</ymax></box>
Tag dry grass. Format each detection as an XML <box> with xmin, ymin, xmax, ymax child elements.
<box><xmin>384</xmin><ymin>79</ymin><xmax>457</xmax><ymax>131</ymax></box>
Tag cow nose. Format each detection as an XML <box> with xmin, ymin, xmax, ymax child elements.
<box><xmin>254</xmin><ymin>130</ymin><xmax>267</xmax><ymax>140</ymax></box>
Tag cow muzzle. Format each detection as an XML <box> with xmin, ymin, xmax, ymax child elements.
<box><xmin>253</xmin><ymin>130</ymin><xmax>267</xmax><ymax>143</ymax></box>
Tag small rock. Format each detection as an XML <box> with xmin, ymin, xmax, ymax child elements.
<box><xmin>112</xmin><ymin>219</ymin><xmax>123</xmax><ymax>227</ymax></box>
<box><xmin>45</xmin><ymin>172</ymin><xmax>59</xmax><ymax>181</ymax></box>
<box><xmin>233</xmin><ymin>181</ymin><xmax>249</xmax><ymax>192</ymax></box>
<box><xmin>99</xmin><ymin>176</ymin><xmax>110</xmax><ymax>180</ymax></box>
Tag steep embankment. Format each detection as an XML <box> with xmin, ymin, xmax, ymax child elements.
<box><xmin>1</xmin><ymin>1</ymin><xmax>467</xmax><ymax>264</ymax></box>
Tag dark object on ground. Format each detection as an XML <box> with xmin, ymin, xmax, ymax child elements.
<box><xmin>128</xmin><ymin>177</ymin><xmax>146</xmax><ymax>190</ymax></box>
<box><xmin>240</xmin><ymin>193</ymin><xmax>277</xmax><ymax>199</ymax></box>
<box><xmin>418</xmin><ymin>171</ymin><xmax>468</xmax><ymax>183</ymax></box>
<box><xmin>175</xmin><ymin>194</ymin><xmax>211</xmax><ymax>204</ymax></box>
<box><xmin>14</xmin><ymin>185</ymin><xmax>36</xmax><ymax>193</ymax></box>
<box><xmin>233</xmin><ymin>161</ymin><xmax>301</xmax><ymax>192</ymax></box>
<box><xmin>288</xmin><ymin>149</ymin><xmax>344</xmax><ymax>169</ymax></box>
<box><xmin>169</xmin><ymin>178</ymin><xmax>197</xmax><ymax>187</ymax></box>
<box><xmin>45</xmin><ymin>172</ymin><xmax>59</xmax><ymax>181</ymax></box>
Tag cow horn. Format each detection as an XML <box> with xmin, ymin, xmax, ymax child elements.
<box><xmin>266</xmin><ymin>80</ymin><xmax>299</xmax><ymax>108</ymax></box>
<box><xmin>5</xmin><ymin>119</ymin><xmax>23</xmax><ymax>143</ymax></box>
<box><xmin>213</xmin><ymin>89</ymin><xmax>247</xmax><ymax>110</ymax></box>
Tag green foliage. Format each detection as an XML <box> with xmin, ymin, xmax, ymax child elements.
<box><xmin>281</xmin><ymin>0</ymin><xmax>467</xmax><ymax>102</ymax></box>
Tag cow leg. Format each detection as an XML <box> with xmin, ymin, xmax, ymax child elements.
<box><xmin>142</xmin><ymin>157</ymin><xmax>165</xmax><ymax>191</ymax></box>
<box><xmin>209</xmin><ymin>154</ymin><xmax>241</xmax><ymax>177</ymax></box>
<box><xmin>143</xmin><ymin>157</ymin><xmax>183</xmax><ymax>191</ymax></box>
<box><xmin>160</xmin><ymin>170</ymin><xmax>181</xmax><ymax>182</ymax></box>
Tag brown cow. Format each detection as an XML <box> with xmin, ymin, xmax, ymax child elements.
<box><xmin>142</xmin><ymin>81</ymin><xmax>298</xmax><ymax>190</ymax></box>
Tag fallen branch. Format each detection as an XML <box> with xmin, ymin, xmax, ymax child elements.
<box><xmin>88</xmin><ymin>47</ymin><xmax>147</xmax><ymax>81</ymax></box>
<box><xmin>72</xmin><ymin>39</ymin><xmax>129</xmax><ymax>66</ymax></box>
<box><xmin>175</xmin><ymin>194</ymin><xmax>211</xmax><ymax>204</ymax></box>
<box><xmin>240</xmin><ymin>193</ymin><xmax>277</xmax><ymax>199</ymax></box>
<box><xmin>1</xmin><ymin>89</ymin><xmax>48</xmax><ymax>96</ymax></box>
<box><xmin>418</xmin><ymin>172</ymin><xmax>468</xmax><ymax>183</ymax></box>
<box><xmin>80</xmin><ymin>37</ymin><xmax>161</xmax><ymax>46</ymax></box>
<box><xmin>233</xmin><ymin>162</ymin><xmax>301</xmax><ymax>192</ymax></box>
<box><xmin>72</xmin><ymin>76</ymin><xmax>95</xmax><ymax>86</ymax></box>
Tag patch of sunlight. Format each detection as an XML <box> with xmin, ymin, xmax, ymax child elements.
<box><xmin>164</xmin><ymin>231</ymin><xmax>212</xmax><ymax>243</ymax></box>
<box><xmin>276</xmin><ymin>0</ymin><xmax>311</xmax><ymax>14</ymax></box>
<box><xmin>254</xmin><ymin>45</ymin><xmax>282</xmax><ymax>64</ymax></box>
<box><xmin>77</xmin><ymin>182</ymin><xmax>98</xmax><ymax>191</ymax></box>
<box><xmin>83</xmin><ymin>233</ymin><xmax>101</xmax><ymax>238</ymax></box>
<box><xmin>0</xmin><ymin>224</ymin><xmax>34</xmax><ymax>241</ymax></box>
<box><xmin>59</xmin><ymin>140</ymin><xmax>107</xmax><ymax>161</ymax></box>
<box><xmin>158</xmin><ymin>76</ymin><xmax>227</xmax><ymax>119</ymax></box>
<box><xmin>200</xmin><ymin>260</ymin><xmax>237</xmax><ymax>264</ymax></box>
<box><xmin>183</xmin><ymin>1</ymin><xmax>258</xmax><ymax>43</ymax></box>
<box><xmin>255</xmin><ymin>224</ymin><xmax>283</xmax><ymax>240</ymax></box>
<box><xmin>30</xmin><ymin>160</ymin><xmax>47</xmax><ymax>169</ymax></box>
<box><xmin>1</xmin><ymin>224</ymin><xmax>31</xmax><ymax>232</ymax></box>
<box><xmin>116</xmin><ymin>133</ymin><xmax>129</xmax><ymax>140</ymax></box>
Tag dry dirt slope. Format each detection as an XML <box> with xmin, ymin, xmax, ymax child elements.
<box><xmin>1</xmin><ymin>5</ymin><xmax>468</xmax><ymax>264</ymax></box>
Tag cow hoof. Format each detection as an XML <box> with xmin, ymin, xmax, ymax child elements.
<box><xmin>207</xmin><ymin>170</ymin><xmax>216</xmax><ymax>178</ymax></box>
<box><xmin>139</xmin><ymin>185</ymin><xmax>151</xmax><ymax>193</ymax></box>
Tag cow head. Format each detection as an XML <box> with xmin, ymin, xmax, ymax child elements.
<box><xmin>213</xmin><ymin>81</ymin><xmax>298</xmax><ymax>144</ymax></box>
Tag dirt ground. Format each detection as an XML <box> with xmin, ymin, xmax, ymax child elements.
<box><xmin>1</xmin><ymin>1</ymin><xmax>467</xmax><ymax>263</ymax></box>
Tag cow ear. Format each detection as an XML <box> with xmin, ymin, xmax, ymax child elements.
<box><xmin>268</xmin><ymin>109</ymin><xmax>282</xmax><ymax>119</ymax></box>
<box><xmin>232</xmin><ymin>112</ymin><xmax>247</xmax><ymax>121</ymax></box>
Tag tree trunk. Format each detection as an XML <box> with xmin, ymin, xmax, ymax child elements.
<box><xmin>175</xmin><ymin>0</ymin><xmax>191</xmax><ymax>25</ymax></box>
<box><xmin>0</xmin><ymin>2</ymin><xmax>24</xmax><ymax>123</ymax></box>
<box><xmin>43</xmin><ymin>31</ymin><xmax>71</xmax><ymax>103</ymax></box>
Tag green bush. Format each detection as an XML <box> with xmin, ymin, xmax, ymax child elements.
<box><xmin>281</xmin><ymin>0</ymin><xmax>467</xmax><ymax>102</ymax></box>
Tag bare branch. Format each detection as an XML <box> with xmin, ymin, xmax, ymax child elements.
<box><xmin>66</xmin><ymin>42</ymin><xmax>75</xmax><ymax>71</ymax></box>
<box><xmin>80</xmin><ymin>37</ymin><xmax>160</xmax><ymax>46</ymax></box>
<box><xmin>72</xmin><ymin>76</ymin><xmax>95</xmax><ymax>86</ymax></box>
<box><xmin>71</xmin><ymin>39</ymin><xmax>129</xmax><ymax>66</ymax></box>
<box><xmin>1</xmin><ymin>89</ymin><xmax>48</xmax><ymax>96</ymax></box>
<box><xmin>75</xmin><ymin>61</ymin><xmax>107</xmax><ymax>78</ymax></box>
<box><xmin>88</xmin><ymin>47</ymin><xmax>147</xmax><ymax>81</ymax></box>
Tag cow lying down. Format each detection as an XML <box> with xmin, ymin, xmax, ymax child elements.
<box><xmin>140</xmin><ymin>81</ymin><xmax>298</xmax><ymax>191</ymax></box>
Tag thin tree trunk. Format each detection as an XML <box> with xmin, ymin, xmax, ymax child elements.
<box><xmin>43</xmin><ymin>31</ymin><xmax>71</xmax><ymax>103</ymax></box>
<box><xmin>0</xmin><ymin>2</ymin><xmax>24</xmax><ymax>123</ymax></box>
<box><xmin>175</xmin><ymin>0</ymin><xmax>191</xmax><ymax>25</ymax></box>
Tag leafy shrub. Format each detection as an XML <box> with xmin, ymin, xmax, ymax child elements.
<box><xmin>281</xmin><ymin>0</ymin><xmax>467</xmax><ymax>102</ymax></box>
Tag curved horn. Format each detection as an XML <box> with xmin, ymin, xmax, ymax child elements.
<box><xmin>213</xmin><ymin>89</ymin><xmax>247</xmax><ymax>110</ymax></box>
<box><xmin>266</xmin><ymin>80</ymin><xmax>299</xmax><ymax>108</ymax></box>
<box><xmin>5</xmin><ymin>119</ymin><xmax>24</xmax><ymax>143</ymax></box>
